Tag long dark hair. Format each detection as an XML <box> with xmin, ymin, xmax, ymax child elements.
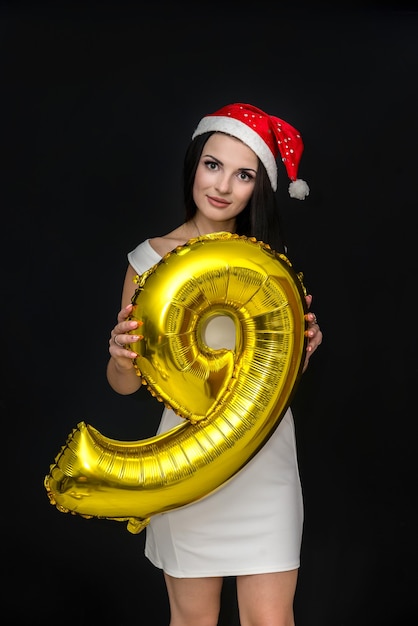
<box><xmin>183</xmin><ymin>132</ymin><xmax>287</xmax><ymax>254</ymax></box>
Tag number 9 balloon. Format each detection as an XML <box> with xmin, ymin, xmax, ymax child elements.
<box><xmin>44</xmin><ymin>232</ymin><xmax>308</xmax><ymax>534</ymax></box>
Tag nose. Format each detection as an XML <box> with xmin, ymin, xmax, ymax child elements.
<box><xmin>215</xmin><ymin>172</ymin><xmax>232</xmax><ymax>193</ymax></box>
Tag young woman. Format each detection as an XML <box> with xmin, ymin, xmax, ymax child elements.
<box><xmin>107</xmin><ymin>103</ymin><xmax>323</xmax><ymax>626</ymax></box>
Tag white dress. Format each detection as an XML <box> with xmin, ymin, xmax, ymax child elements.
<box><xmin>127</xmin><ymin>239</ymin><xmax>304</xmax><ymax>578</ymax></box>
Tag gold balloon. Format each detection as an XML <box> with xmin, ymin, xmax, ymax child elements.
<box><xmin>45</xmin><ymin>232</ymin><xmax>307</xmax><ymax>534</ymax></box>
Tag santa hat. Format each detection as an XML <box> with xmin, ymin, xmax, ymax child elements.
<box><xmin>192</xmin><ymin>102</ymin><xmax>309</xmax><ymax>199</ymax></box>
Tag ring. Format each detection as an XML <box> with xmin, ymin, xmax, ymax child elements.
<box><xmin>114</xmin><ymin>335</ymin><xmax>125</xmax><ymax>348</ymax></box>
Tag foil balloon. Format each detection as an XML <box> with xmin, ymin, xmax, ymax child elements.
<box><xmin>45</xmin><ymin>232</ymin><xmax>308</xmax><ymax>534</ymax></box>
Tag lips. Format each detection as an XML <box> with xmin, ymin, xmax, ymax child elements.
<box><xmin>207</xmin><ymin>195</ymin><xmax>231</xmax><ymax>208</ymax></box>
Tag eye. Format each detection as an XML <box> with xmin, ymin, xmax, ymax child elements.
<box><xmin>204</xmin><ymin>159</ymin><xmax>219</xmax><ymax>171</ymax></box>
<box><xmin>238</xmin><ymin>170</ymin><xmax>255</xmax><ymax>182</ymax></box>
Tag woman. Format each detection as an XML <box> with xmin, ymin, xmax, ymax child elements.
<box><xmin>107</xmin><ymin>103</ymin><xmax>323</xmax><ymax>626</ymax></box>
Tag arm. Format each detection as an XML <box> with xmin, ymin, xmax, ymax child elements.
<box><xmin>106</xmin><ymin>265</ymin><xmax>143</xmax><ymax>395</ymax></box>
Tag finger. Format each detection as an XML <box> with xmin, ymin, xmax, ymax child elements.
<box><xmin>110</xmin><ymin>333</ymin><xmax>139</xmax><ymax>358</ymax></box>
<box><xmin>116</xmin><ymin>320</ymin><xmax>142</xmax><ymax>336</ymax></box>
<box><xmin>117</xmin><ymin>303</ymin><xmax>134</xmax><ymax>323</ymax></box>
<box><xmin>113</xmin><ymin>335</ymin><xmax>126</xmax><ymax>348</ymax></box>
<box><xmin>308</xmin><ymin>312</ymin><xmax>317</xmax><ymax>325</ymax></box>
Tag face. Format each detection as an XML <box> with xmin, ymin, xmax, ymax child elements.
<box><xmin>193</xmin><ymin>133</ymin><xmax>258</xmax><ymax>226</ymax></box>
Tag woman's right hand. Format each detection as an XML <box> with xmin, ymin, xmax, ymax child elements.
<box><xmin>108</xmin><ymin>303</ymin><xmax>142</xmax><ymax>367</ymax></box>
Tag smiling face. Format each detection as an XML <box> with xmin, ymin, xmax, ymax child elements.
<box><xmin>192</xmin><ymin>132</ymin><xmax>258</xmax><ymax>230</ymax></box>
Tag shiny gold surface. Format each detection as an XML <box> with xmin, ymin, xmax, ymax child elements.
<box><xmin>45</xmin><ymin>233</ymin><xmax>307</xmax><ymax>533</ymax></box>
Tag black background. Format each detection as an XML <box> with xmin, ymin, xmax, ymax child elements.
<box><xmin>3</xmin><ymin>2</ymin><xmax>418</xmax><ymax>625</ymax></box>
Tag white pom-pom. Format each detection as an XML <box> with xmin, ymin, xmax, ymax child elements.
<box><xmin>288</xmin><ymin>178</ymin><xmax>310</xmax><ymax>200</ymax></box>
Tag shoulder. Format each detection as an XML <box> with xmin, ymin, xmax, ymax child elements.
<box><xmin>128</xmin><ymin>225</ymin><xmax>192</xmax><ymax>274</ymax></box>
<box><xmin>149</xmin><ymin>225</ymin><xmax>190</xmax><ymax>256</ymax></box>
<box><xmin>127</xmin><ymin>239</ymin><xmax>161</xmax><ymax>275</ymax></box>
<box><xmin>149</xmin><ymin>236</ymin><xmax>184</xmax><ymax>257</ymax></box>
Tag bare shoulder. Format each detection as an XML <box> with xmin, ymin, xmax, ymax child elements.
<box><xmin>149</xmin><ymin>224</ymin><xmax>191</xmax><ymax>257</ymax></box>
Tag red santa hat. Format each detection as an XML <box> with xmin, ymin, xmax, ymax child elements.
<box><xmin>192</xmin><ymin>102</ymin><xmax>309</xmax><ymax>199</ymax></box>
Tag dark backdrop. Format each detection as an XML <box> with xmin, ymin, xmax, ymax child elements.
<box><xmin>3</xmin><ymin>2</ymin><xmax>418</xmax><ymax>625</ymax></box>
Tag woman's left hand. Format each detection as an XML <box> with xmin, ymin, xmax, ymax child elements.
<box><xmin>303</xmin><ymin>294</ymin><xmax>323</xmax><ymax>373</ymax></box>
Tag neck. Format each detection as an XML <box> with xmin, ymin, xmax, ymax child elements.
<box><xmin>190</xmin><ymin>216</ymin><xmax>236</xmax><ymax>237</ymax></box>
<box><xmin>192</xmin><ymin>218</ymin><xmax>201</xmax><ymax>237</ymax></box>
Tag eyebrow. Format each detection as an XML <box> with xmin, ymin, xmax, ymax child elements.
<box><xmin>202</xmin><ymin>153</ymin><xmax>257</xmax><ymax>174</ymax></box>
